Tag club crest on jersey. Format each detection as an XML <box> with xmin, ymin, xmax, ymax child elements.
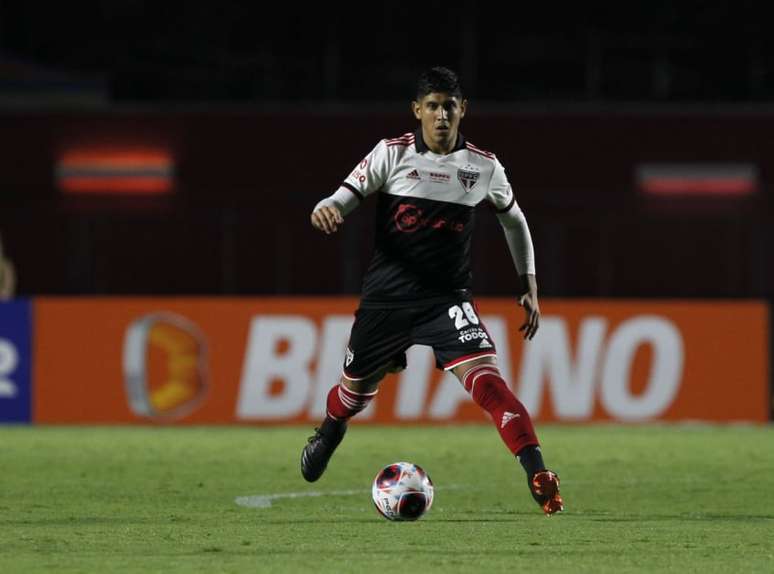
<box><xmin>457</xmin><ymin>165</ymin><xmax>480</xmax><ymax>192</ymax></box>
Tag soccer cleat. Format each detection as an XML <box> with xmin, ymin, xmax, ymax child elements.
<box><xmin>529</xmin><ymin>470</ymin><xmax>564</xmax><ymax>515</ymax></box>
<box><xmin>301</xmin><ymin>416</ymin><xmax>348</xmax><ymax>482</ymax></box>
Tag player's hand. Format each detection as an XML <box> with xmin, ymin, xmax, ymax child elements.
<box><xmin>518</xmin><ymin>291</ymin><xmax>540</xmax><ymax>340</ymax></box>
<box><xmin>311</xmin><ymin>205</ymin><xmax>343</xmax><ymax>235</ymax></box>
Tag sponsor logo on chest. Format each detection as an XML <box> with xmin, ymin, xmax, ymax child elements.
<box><xmin>394</xmin><ymin>203</ymin><xmax>465</xmax><ymax>233</ymax></box>
<box><xmin>404</xmin><ymin>169</ymin><xmax>453</xmax><ymax>185</ymax></box>
<box><xmin>429</xmin><ymin>171</ymin><xmax>451</xmax><ymax>184</ymax></box>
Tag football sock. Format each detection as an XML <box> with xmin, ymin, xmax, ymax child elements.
<box><xmin>516</xmin><ymin>445</ymin><xmax>546</xmax><ymax>478</ymax></box>
<box><xmin>461</xmin><ymin>364</ymin><xmax>539</xmax><ymax>455</ymax></box>
<box><xmin>326</xmin><ymin>381</ymin><xmax>378</xmax><ymax>420</ymax></box>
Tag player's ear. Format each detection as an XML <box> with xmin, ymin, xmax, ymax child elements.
<box><xmin>459</xmin><ymin>99</ymin><xmax>467</xmax><ymax>119</ymax></box>
<box><xmin>411</xmin><ymin>100</ymin><xmax>422</xmax><ymax>120</ymax></box>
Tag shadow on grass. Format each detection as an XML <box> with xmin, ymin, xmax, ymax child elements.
<box><xmin>256</xmin><ymin>511</ymin><xmax>774</xmax><ymax>525</ymax></box>
<box><xmin>168</xmin><ymin>547</ymin><xmax>553</xmax><ymax>558</ymax></box>
<box><xmin>0</xmin><ymin>516</ymin><xmax>164</xmax><ymax>526</ymax></box>
<box><xmin>258</xmin><ymin>517</ymin><xmax>536</xmax><ymax>524</ymax></box>
<box><xmin>583</xmin><ymin>513</ymin><xmax>774</xmax><ymax>522</ymax></box>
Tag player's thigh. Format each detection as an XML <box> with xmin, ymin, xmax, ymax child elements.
<box><xmin>412</xmin><ymin>299</ymin><xmax>498</xmax><ymax>372</ymax></box>
<box><xmin>344</xmin><ymin>307</ymin><xmax>412</xmax><ymax>385</ymax></box>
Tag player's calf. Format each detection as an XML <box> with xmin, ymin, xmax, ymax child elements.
<box><xmin>459</xmin><ymin>363</ymin><xmax>563</xmax><ymax>514</ymax></box>
<box><xmin>460</xmin><ymin>364</ymin><xmax>539</xmax><ymax>454</ymax></box>
<box><xmin>326</xmin><ymin>380</ymin><xmax>378</xmax><ymax>420</ymax></box>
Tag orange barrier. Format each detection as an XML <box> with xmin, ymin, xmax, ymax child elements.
<box><xmin>33</xmin><ymin>298</ymin><xmax>770</xmax><ymax>424</ymax></box>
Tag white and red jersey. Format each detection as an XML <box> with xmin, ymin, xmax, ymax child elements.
<box><xmin>335</xmin><ymin>129</ymin><xmax>521</xmax><ymax>308</ymax></box>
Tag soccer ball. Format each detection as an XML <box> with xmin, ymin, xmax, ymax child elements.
<box><xmin>371</xmin><ymin>462</ymin><xmax>434</xmax><ymax>521</ymax></box>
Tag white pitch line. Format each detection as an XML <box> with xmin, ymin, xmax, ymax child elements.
<box><xmin>235</xmin><ymin>484</ymin><xmax>466</xmax><ymax>509</ymax></box>
<box><xmin>235</xmin><ymin>489</ymin><xmax>367</xmax><ymax>508</ymax></box>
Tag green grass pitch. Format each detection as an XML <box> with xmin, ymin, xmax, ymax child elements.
<box><xmin>1</xmin><ymin>424</ymin><xmax>773</xmax><ymax>573</ymax></box>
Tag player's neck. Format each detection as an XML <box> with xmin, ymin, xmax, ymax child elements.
<box><xmin>421</xmin><ymin>128</ymin><xmax>457</xmax><ymax>155</ymax></box>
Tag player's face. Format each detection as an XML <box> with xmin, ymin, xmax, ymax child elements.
<box><xmin>412</xmin><ymin>92</ymin><xmax>467</xmax><ymax>154</ymax></box>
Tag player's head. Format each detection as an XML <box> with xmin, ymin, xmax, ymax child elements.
<box><xmin>412</xmin><ymin>67</ymin><xmax>467</xmax><ymax>153</ymax></box>
<box><xmin>415</xmin><ymin>66</ymin><xmax>463</xmax><ymax>101</ymax></box>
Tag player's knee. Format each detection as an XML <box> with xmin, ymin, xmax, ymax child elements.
<box><xmin>478</xmin><ymin>374</ymin><xmax>510</xmax><ymax>398</ymax></box>
<box><xmin>459</xmin><ymin>362</ymin><xmax>500</xmax><ymax>393</ymax></box>
<box><xmin>461</xmin><ymin>365</ymin><xmax>513</xmax><ymax>410</ymax></box>
<box><xmin>477</xmin><ymin>380</ymin><xmax>511</xmax><ymax>413</ymax></box>
<box><xmin>453</xmin><ymin>357</ymin><xmax>497</xmax><ymax>382</ymax></box>
<box><xmin>341</xmin><ymin>374</ymin><xmax>380</xmax><ymax>395</ymax></box>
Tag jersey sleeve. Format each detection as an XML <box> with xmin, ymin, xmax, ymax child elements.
<box><xmin>485</xmin><ymin>157</ymin><xmax>516</xmax><ymax>213</ymax></box>
<box><xmin>314</xmin><ymin>140</ymin><xmax>392</xmax><ymax>216</ymax></box>
<box><xmin>487</xmin><ymin>157</ymin><xmax>536</xmax><ymax>276</ymax></box>
<box><xmin>340</xmin><ymin>139</ymin><xmax>391</xmax><ymax>200</ymax></box>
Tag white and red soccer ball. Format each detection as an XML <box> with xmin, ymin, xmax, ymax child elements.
<box><xmin>371</xmin><ymin>462</ymin><xmax>434</xmax><ymax>521</ymax></box>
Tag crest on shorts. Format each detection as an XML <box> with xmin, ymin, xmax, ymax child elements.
<box><xmin>457</xmin><ymin>165</ymin><xmax>480</xmax><ymax>191</ymax></box>
<box><xmin>345</xmin><ymin>346</ymin><xmax>354</xmax><ymax>367</ymax></box>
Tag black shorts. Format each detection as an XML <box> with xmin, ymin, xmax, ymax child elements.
<box><xmin>342</xmin><ymin>299</ymin><xmax>498</xmax><ymax>380</ymax></box>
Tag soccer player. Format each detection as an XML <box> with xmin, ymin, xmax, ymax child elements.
<box><xmin>301</xmin><ymin>67</ymin><xmax>563</xmax><ymax>515</ymax></box>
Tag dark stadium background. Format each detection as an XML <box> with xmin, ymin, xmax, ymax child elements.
<box><xmin>0</xmin><ymin>1</ymin><xmax>771</xmax><ymax>301</ymax></box>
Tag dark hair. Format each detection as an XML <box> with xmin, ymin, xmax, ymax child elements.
<box><xmin>415</xmin><ymin>67</ymin><xmax>463</xmax><ymax>100</ymax></box>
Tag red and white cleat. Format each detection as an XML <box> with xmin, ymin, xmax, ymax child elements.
<box><xmin>530</xmin><ymin>470</ymin><xmax>564</xmax><ymax>516</ymax></box>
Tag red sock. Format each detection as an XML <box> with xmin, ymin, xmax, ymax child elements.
<box><xmin>326</xmin><ymin>382</ymin><xmax>378</xmax><ymax>420</ymax></box>
<box><xmin>462</xmin><ymin>365</ymin><xmax>539</xmax><ymax>454</ymax></box>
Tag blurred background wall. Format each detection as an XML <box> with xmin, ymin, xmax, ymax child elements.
<box><xmin>0</xmin><ymin>1</ymin><xmax>771</xmax><ymax>300</ymax></box>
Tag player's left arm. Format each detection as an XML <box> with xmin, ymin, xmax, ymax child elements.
<box><xmin>486</xmin><ymin>158</ymin><xmax>539</xmax><ymax>340</ymax></box>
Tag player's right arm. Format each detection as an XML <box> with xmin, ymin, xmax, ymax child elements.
<box><xmin>311</xmin><ymin>140</ymin><xmax>390</xmax><ymax>235</ymax></box>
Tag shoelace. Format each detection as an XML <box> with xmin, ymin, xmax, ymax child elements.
<box><xmin>532</xmin><ymin>471</ymin><xmax>559</xmax><ymax>497</ymax></box>
<box><xmin>307</xmin><ymin>427</ymin><xmax>323</xmax><ymax>443</ymax></box>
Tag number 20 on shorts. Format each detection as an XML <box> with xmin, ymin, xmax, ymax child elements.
<box><xmin>448</xmin><ymin>303</ymin><xmax>480</xmax><ymax>330</ymax></box>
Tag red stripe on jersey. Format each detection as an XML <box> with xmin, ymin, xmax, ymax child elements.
<box><xmin>466</xmin><ymin>141</ymin><xmax>492</xmax><ymax>153</ymax></box>
<box><xmin>387</xmin><ymin>133</ymin><xmax>414</xmax><ymax>141</ymax></box>
<box><xmin>466</xmin><ymin>143</ymin><xmax>494</xmax><ymax>159</ymax></box>
<box><xmin>387</xmin><ymin>136</ymin><xmax>415</xmax><ymax>146</ymax></box>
